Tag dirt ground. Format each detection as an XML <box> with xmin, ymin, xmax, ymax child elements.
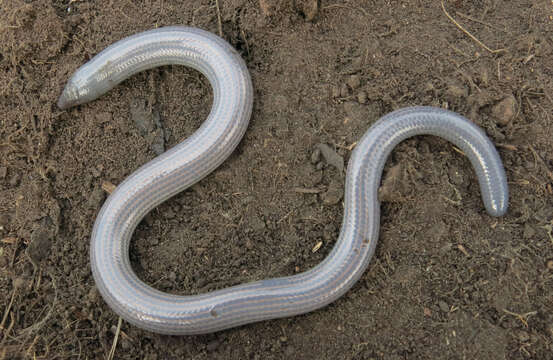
<box><xmin>1</xmin><ymin>0</ymin><xmax>552</xmax><ymax>358</ymax></box>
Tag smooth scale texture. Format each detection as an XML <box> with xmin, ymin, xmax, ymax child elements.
<box><xmin>58</xmin><ymin>27</ymin><xmax>508</xmax><ymax>335</ymax></box>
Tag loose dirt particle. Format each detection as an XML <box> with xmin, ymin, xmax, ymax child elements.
<box><xmin>26</xmin><ymin>218</ymin><xmax>55</xmax><ymax>265</ymax></box>
<box><xmin>322</xmin><ymin>178</ymin><xmax>344</xmax><ymax>205</ymax></box>
<box><xmin>101</xmin><ymin>181</ymin><xmax>117</xmax><ymax>194</ymax></box>
<box><xmin>491</xmin><ymin>95</ymin><xmax>517</xmax><ymax>126</ymax></box>
<box><xmin>316</xmin><ymin>144</ymin><xmax>344</xmax><ymax>172</ymax></box>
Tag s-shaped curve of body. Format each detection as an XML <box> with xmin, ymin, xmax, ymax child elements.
<box><xmin>58</xmin><ymin>26</ymin><xmax>508</xmax><ymax>335</ymax></box>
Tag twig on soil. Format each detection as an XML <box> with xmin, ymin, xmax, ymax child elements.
<box><xmin>107</xmin><ymin>317</ymin><xmax>122</xmax><ymax>360</ymax></box>
<box><xmin>454</xmin><ymin>11</ymin><xmax>506</xmax><ymax>32</ymax></box>
<box><xmin>25</xmin><ymin>335</ymin><xmax>40</xmax><ymax>358</ymax></box>
<box><xmin>0</xmin><ymin>287</ymin><xmax>17</xmax><ymax>331</ymax></box>
<box><xmin>9</xmin><ymin>237</ymin><xmax>19</xmax><ymax>268</ymax></box>
<box><xmin>335</xmin><ymin>142</ymin><xmax>357</xmax><ymax>151</ymax></box>
<box><xmin>240</xmin><ymin>28</ymin><xmax>250</xmax><ymax>56</ymax></box>
<box><xmin>496</xmin><ymin>143</ymin><xmax>518</xmax><ymax>151</ymax></box>
<box><xmin>441</xmin><ymin>1</ymin><xmax>506</xmax><ymax>54</ymax></box>
<box><xmin>277</xmin><ymin>209</ymin><xmax>295</xmax><ymax>224</ymax></box>
<box><xmin>215</xmin><ymin>0</ymin><xmax>223</xmax><ymax>37</ymax></box>
<box><xmin>502</xmin><ymin>309</ymin><xmax>537</xmax><ymax>328</ymax></box>
<box><xmin>457</xmin><ymin>244</ymin><xmax>470</xmax><ymax>257</ymax></box>
<box><xmin>0</xmin><ymin>313</ymin><xmax>15</xmax><ymax>352</ymax></box>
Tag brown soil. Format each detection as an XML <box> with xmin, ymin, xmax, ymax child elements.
<box><xmin>1</xmin><ymin>0</ymin><xmax>552</xmax><ymax>359</ymax></box>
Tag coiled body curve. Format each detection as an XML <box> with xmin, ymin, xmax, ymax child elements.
<box><xmin>58</xmin><ymin>27</ymin><xmax>508</xmax><ymax>335</ymax></box>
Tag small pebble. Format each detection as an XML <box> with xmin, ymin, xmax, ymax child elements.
<box><xmin>26</xmin><ymin>226</ymin><xmax>52</xmax><ymax>264</ymax></box>
<box><xmin>491</xmin><ymin>95</ymin><xmax>516</xmax><ymax>126</ymax></box>
<box><xmin>546</xmin><ymin>259</ymin><xmax>553</xmax><ymax>270</ymax></box>
<box><xmin>316</xmin><ymin>144</ymin><xmax>344</xmax><ymax>172</ymax></box>
<box><xmin>101</xmin><ymin>181</ymin><xmax>116</xmax><ymax>194</ymax></box>
<box><xmin>168</xmin><ymin>271</ymin><xmax>177</xmax><ymax>282</ymax></box>
<box><xmin>0</xmin><ymin>166</ymin><xmax>7</xmax><ymax>179</ymax></box>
